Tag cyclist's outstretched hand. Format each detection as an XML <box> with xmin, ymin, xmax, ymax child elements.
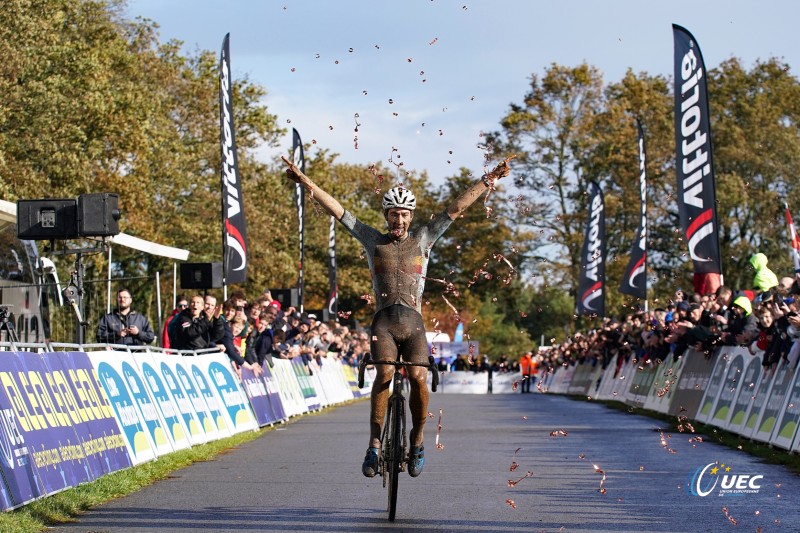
<box><xmin>490</xmin><ymin>154</ymin><xmax>516</xmax><ymax>181</ymax></box>
<box><xmin>281</xmin><ymin>155</ymin><xmax>305</xmax><ymax>184</ymax></box>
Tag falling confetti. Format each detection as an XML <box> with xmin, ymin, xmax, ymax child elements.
<box><xmin>594</xmin><ymin>464</ymin><xmax>607</xmax><ymax>494</ymax></box>
<box><xmin>721</xmin><ymin>506</ymin><xmax>737</xmax><ymax>526</ymax></box>
<box><xmin>505</xmin><ymin>499</ymin><xmax>516</xmax><ymax>509</ymax></box>
<box><xmin>509</xmin><ymin>448</ymin><xmax>521</xmax><ymax>472</ymax></box>
<box><xmin>549</xmin><ymin>429</ymin><xmax>568</xmax><ymax>437</ymax></box>
<box><xmin>435</xmin><ymin>408</ymin><xmax>444</xmax><ymax>449</ymax></box>
<box><xmin>507</xmin><ymin>471</ymin><xmax>533</xmax><ymax>487</ymax></box>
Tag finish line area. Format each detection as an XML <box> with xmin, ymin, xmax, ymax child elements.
<box><xmin>52</xmin><ymin>393</ymin><xmax>799</xmax><ymax>533</ymax></box>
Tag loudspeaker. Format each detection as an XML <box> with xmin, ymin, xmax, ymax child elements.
<box><xmin>270</xmin><ymin>288</ymin><xmax>300</xmax><ymax>309</ymax></box>
<box><xmin>180</xmin><ymin>262</ymin><xmax>223</xmax><ymax>289</ymax></box>
<box><xmin>16</xmin><ymin>199</ymin><xmax>79</xmax><ymax>240</ymax></box>
<box><xmin>78</xmin><ymin>193</ymin><xmax>120</xmax><ymax>237</ymax></box>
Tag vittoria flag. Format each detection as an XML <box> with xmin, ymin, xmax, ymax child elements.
<box><xmin>576</xmin><ymin>182</ymin><xmax>605</xmax><ymax>317</ymax></box>
<box><xmin>619</xmin><ymin>121</ymin><xmax>647</xmax><ymax>300</ymax></box>
<box><xmin>673</xmin><ymin>24</ymin><xmax>722</xmax><ymax>295</ymax></box>
<box><xmin>219</xmin><ymin>34</ymin><xmax>248</xmax><ymax>285</ymax></box>
<box><xmin>292</xmin><ymin>128</ymin><xmax>305</xmax><ymax>310</ymax></box>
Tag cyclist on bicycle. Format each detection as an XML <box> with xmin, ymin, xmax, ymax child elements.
<box><xmin>282</xmin><ymin>155</ymin><xmax>511</xmax><ymax>478</ymax></box>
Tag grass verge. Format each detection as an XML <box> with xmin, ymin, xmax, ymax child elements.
<box><xmin>0</xmin><ymin>427</ymin><xmax>266</xmax><ymax>533</ymax></box>
<box><xmin>568</xmin><ymin>395</ymin><xmax>800</xmax><ymax>476</ymax></box>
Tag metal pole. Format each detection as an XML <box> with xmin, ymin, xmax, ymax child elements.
<box><xmin>156</xmin><ymin>270</ymin><xmax>162</xmax><ymax>346</ymax></box>
<box><xmin>107</xmin><ymin>245</ymin><xmax>112</xmax><ymax>314</ymax></box>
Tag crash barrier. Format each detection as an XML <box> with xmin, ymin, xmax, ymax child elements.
<box><xmin>544</xmin><ymin>346</ymin><xmax>800</xmax><ymax>454</ymax></box>
<box><xmin>0</xmin><ymin>344</ymin><xmax>373</xmax><ymax>510</ymax></box>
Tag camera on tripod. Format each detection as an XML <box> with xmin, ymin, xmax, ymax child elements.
<box><xmin>0</xmin><ymin>305</ymin><xmax>19</xmax><ymax>345</ymax></box>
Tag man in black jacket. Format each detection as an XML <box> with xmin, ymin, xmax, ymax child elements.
<box><xmin>173</xmin><ymin>294</ymin><xmax>224</xmax><ymax>351</ymax></box>
<box><xmin>96</xmin><ymin>288</ymin><xmax>156</xmax><ymax>346</ymax></box>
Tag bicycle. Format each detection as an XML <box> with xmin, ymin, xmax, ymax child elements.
<box><xmin>358</xmin><ymin>353</ymin><xmax>439</xmax><ymax>521</ymax></box>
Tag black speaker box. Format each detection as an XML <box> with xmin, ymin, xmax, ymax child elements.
<box><xmin>180</xmin><ymin>262</ymin><xmax>223</xmax><ymax>289</ymax></box>
<box><xmin>16</xmin><ymin>199</ymin><xmax>79</xmax><ymax>240</ymax></box>
<box><xmin>270</xmin><ymin>288</ymin><xmax>300</xmax><ymax>309</ymax></box>
<box><xmin>79</xmin><ymin>193</ymin><xmax>120</xmax><ymax>237</ymax></box>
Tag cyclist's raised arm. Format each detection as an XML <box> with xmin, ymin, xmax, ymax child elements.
<box><xmin>281</xmin><ymin>155</ymin><xmax>345</xmax><ymax>220</ymax></box>
<box><xmin>445</xmin><ymin>155</ymin><xmax>515</xmax><ymax>220</ymax></box>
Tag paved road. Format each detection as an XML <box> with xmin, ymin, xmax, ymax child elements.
<box><xmin>54</xmin><ymin>393</ymin><xmax>799</xmax><ymax>532</ymax></box>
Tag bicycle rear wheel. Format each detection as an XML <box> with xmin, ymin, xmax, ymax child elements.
<box><xmin>386</xmin><ymin>395</ymin><xmax>403</xmax><ymax>521</ymax></box>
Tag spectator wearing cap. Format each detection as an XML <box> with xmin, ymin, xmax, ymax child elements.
<box><xmin>721</xmin><ymin>295</ymin><xmax>758</xmax><ymax>346</ymax></box>
<box><xmin>285</xmin><ymin>314</ymin><xmax>307</xmax><ymax>344</ymax></box>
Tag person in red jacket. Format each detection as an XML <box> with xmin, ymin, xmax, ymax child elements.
<box><xmin>519</xmin><ymin>351</ymin><xmax>533</xmax><ymax>393</ymax></box>
<box><xmin>161</xmin><ymin>295</ymin><xmax>188</xmax><ymax>348</ymax></box>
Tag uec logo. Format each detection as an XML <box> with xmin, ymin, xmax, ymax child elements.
<box><xmin>688</xmin><ymin>463</ymin><xmax>763</xmax><ymax>497</ymax></box>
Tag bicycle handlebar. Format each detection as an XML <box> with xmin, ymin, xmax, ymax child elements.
<box><xmin>357</xmin><ymin>354</ymin><xmax>440</xmax><ymax>392</ymax></box>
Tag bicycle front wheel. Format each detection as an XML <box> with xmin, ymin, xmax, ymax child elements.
<box><xmin>386</xmin><ymin>395</ymin><xmax>403</xmax><ymax>521</ymax></box>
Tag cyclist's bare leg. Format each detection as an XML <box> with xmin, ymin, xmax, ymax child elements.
<box><xmin>407</xmin><ymin>365</ymin><xmax>428</xmax><ymax>447</ymax></box>
<box><xmin>369</xmin><ymin>364</ymin><xmax>393</xmax><ymax>449</ymax></box>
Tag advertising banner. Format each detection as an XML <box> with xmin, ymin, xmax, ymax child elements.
<box><xmin>259</xmin><ymin>363</ymin><xmax>287</xmax><ymax>421</ymax></box>
<box><xmin>751</xmin><ymin>368</ymin><xmax>794</xmax><ymax>443</ymax></box>
<box><xmin>271</xmin><ymin>359</ymin><xmax>307</xmax><ymax>417</ymax></box>
<box><xmin>89</xmin><ymin>353</ymin><xmax>157</xmax><ymax>465</ymax></box>
<box><xmin>436</xmin><ymin>371</ymin><xmax>489</xmax><ymax>394</ymax></box>
<box><xmin>161</xmin><ymin>358</ymin><xmax>223</xmax><ymax>442</ymax></box>
<box><xmin>668</xmin><ymin>350</ymin><xmax>717</xmax><ymax>417</ymax></box>
<box><xmin>491</xmin><ymin>372</ymin><xmax>519</xmax><ymax>394</ymax></box>
<box><xmin>673</xmin><ymin>24</ymin><xmax>722</xmax><ymax>295</ymax></box>
<box><xmin>768</xmin><ymin>368</ymin><xmax>800</xmax><ymax>449</ymax></box>
<box><xmin>155</xmin><ymin>358</ymin><xmax>207</xmax><ymax>445</ymax></box>
<box><xmin>575</xmin><ymin>182</ymin><xmax>605</xmax><ymax>317</ymax></box>
<box><xmin>240</xmin><ymin>366</ymin><xmax>278</xmax><ymax>426</ymax></box>
<box><xmin>725</xmin><ymin>355</ymin><xmax>762</xmax><ymax>434</ymax></box>
<box><xmin>219</xmin><ymin>33</ymin><xmax>249</xmax><ymax>285</ymax></box>
<box><xmin>708</xmin><ymin>352</ymin><xmax>747</xmax><ymax>428</ymax></box>
<box><xmin>44</xmin><ymin>351</ymin><xmax>131</xmax><ymax>478</ymax></box>
<box><xmin>290</xmin><ymin>358</ymin><xmax>321</xmax><ymax>411</ymax></box>
<box><xmin>619</xmin><ymin>120</ymin><xmax>648</xmax><ymax>301</ymax></box>
<box><xmin>132</xmin><ymin>353</ymin><xmax>191</xmax><ymax>451</ymax></box>
<box><xmin>695</xmin><ymin>352</ymin><xmax>730</xmax><ymax>423</ymax></box>
<box><xmin>191</xmin><ymin>355</ymin><xmax>257</xmax><ymax>434</ymax></box>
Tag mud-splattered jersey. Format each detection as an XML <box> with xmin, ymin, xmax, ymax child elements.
<box><xmin>340</xmin><ymin>209</ymin><xmax>453</xmax><ymax>314</ymax></box>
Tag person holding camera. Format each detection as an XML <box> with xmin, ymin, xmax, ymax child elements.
<box><xmin>96</xmin><ymin>288</ymin><xmax>155</xmax><ymax>346</ymax></box>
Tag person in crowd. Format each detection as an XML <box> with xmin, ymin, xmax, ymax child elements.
<box><xmin>161</xmin><ymin>295</ymin><xmax>187</xmax><ymax>348</ymax></box>
<box><xmin>750</xmin><ymin>252</ymin><xmax>779</xmax><ymax>298</ymax></box>
<box><xmin>519</xmin><ymin>351</ymin><xmax>533</xmax><ymax>393</ymax></box>
<box><xmin>96</xmin><ymin>288</ymin><xmax>156</xmax><ymax>346</ymax></box>
<box><xmin>721</xmin><ymin>295</ymin><xmax>759</xmax><ymax>347</ymax></box>
<box><xmin>173</xmin><ymin>294</ymin><xmax>224</xmax><ymax>351</ymax></box>
<box><xmin>283</xmin><ymin>151</ymin><xmax>512</xmax><ymax>479</ymax></box>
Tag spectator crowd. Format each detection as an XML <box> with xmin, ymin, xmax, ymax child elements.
<box><xmin>538</xmin><ymin>254</ymin><xmax>800</xmax><ymax>382</ymax></box>
<box><xmin>94</xmin><ymin>254</ymin><xmax>800</xmax><ymax>391</ymax></box>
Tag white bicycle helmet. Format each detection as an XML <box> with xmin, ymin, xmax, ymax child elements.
<box><xmin>382</xmin><ymin>186</ymin><xmax>416</xmax><ymax>211</ymax></box>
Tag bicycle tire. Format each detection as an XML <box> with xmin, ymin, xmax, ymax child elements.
<box><xmin>387</xmin><ymin>394</ymin><xmax>403</xmax><ymax>521</ymax></box>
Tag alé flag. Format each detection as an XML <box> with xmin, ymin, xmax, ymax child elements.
<box><xmin>785</xmin><ymin>202</ymin><xmax>800</xmax><ymax>274</ymax></box>
<box><xmin>292</xmin><ymin>128</ymin><xmax>305</xmax><ymax>310</ymax></box>
<box><xmin>326</xmin><ymin>215</ymin><xmax>338</xmax><ymax>321</ymax></box>
<box><xmin>620</xmin><ymin>121</ymin><xmax>648</xmax><ymax>300</ymax></box>
<box><xmin>576</xmin><ymin>182</ymin><xmax>605</xmax><ymax>317</ymax></box>
<box><xmin>673</xmin><ymin>24</ymin><xmax>722</xmax><ymax>295</ymax></box>
<box><xmin>219</xmin><ymin>34</ymin><xmax>248</xmax><ymax>284</ymax></box>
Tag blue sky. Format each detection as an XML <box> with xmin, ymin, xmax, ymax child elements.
<box><xmin>126</xmin><ymin>0</ymin><xmax>799</xmax><ymax>186</ymax></box>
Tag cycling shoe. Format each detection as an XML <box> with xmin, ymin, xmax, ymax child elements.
<box><xmin>408</xmin><ymin>445</ymin><xmax>424</xmax><ymax>477</ymax></box>
<box><xmin>362</xmin><ymin>447</ymin><xmax>379</xmax><ymax>478</ymax></box>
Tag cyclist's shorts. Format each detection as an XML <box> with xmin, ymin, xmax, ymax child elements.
<box><xmin>370</xmin><ymin>304</ymin><xmax>428</xmax><ymax>364</ymax></box>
